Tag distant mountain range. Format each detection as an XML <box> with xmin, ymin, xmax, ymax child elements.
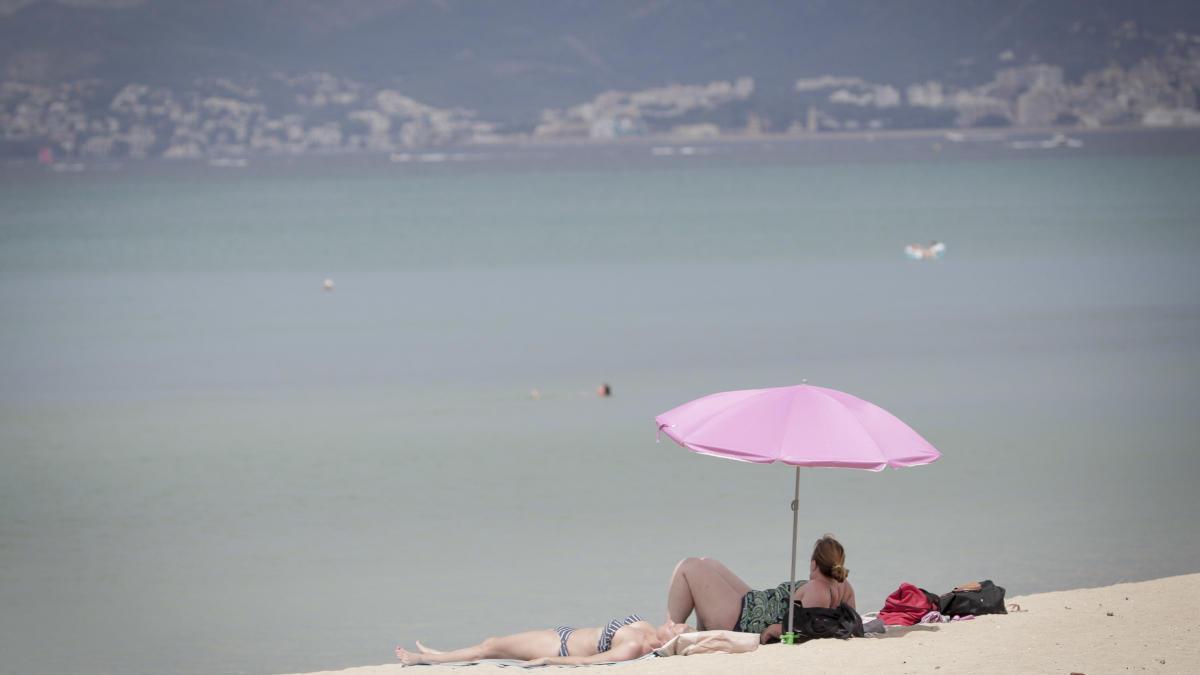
<box><xmin>4</xmin><ymin>0</ymin><xmax>1200</xmax><ymax>123</ymax></box>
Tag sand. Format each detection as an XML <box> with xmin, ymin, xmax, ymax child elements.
<box><xmin>283</xmin><ymin>573</ymin><xmax>1199</xmax><ymax>675</ymax></box>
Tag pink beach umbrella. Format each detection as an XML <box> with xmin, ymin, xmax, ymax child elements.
<box><xmin>655</xmin><ymin>382</ymin><xmax>941</xmax><ymax>641</ymax></box>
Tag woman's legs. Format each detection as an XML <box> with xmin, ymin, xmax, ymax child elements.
<box><xmin>702</xmin><ymin>558</ymin><xmax>754</xmax><ymax>596</ymax></box>
<box><xmin>666</xmin><ymin>557</ymin><xmax>752</xmax><ymax>631</ymax></box>
<box><xmin>396</xmin><ymin>629</ymin><xmax>560</xmax><ymax>664</ymax></box>
<box><xmin>414</xmin><ymin>640</ymin><xmax>443</xmax><ymax>654</ymax></box>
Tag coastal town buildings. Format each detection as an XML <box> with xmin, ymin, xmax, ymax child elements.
<box><xmin>2</xmin><ymin>34</ymin><xmax>1198</xmax><ymax>160</ymax></box>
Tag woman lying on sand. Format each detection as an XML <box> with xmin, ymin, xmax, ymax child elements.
<box><xmin>395</xmin><ymin>615</ymin><xmax>693</xmax><ymax>666</ymax></box>
<box><xmin>666</xmin><ymin>534</ymin><xmax>856</xmax><ymax>643</ymax></box>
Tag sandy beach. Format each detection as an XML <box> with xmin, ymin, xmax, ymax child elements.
<box><xmin>282</xmin><ymin>573</ymin><xmax>1199</xmax><ymax>675</ymax></box>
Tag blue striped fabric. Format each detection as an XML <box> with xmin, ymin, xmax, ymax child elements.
<box><xmin>554</xmin><ymin>625</ymin><xmax>575</xmax><ymax>657</ymax></box>
<box><xmin>596</xmin><ymin>614</ymin><xmax>642</xmax><ymax>653</ymax></box>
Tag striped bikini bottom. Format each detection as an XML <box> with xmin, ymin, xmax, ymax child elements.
<box><xmin>553</xmin><ymin>625</ymin><xmax>575</xmax><ymax>657</ymax></box>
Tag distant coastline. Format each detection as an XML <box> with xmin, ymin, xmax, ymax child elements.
<box><xmin>6</xmin><ymin>41</ymin><xmax>1200</xmax><ymax>164</ymax></box>
<box><xmin>6</xmin><ymin>124</ymin><xmax>1200</xmax><ymax>175</ymax></box>
<box><xmin>491</xmin><ymin>122</ymin><xmax>1195</xmax><ymax>148</ymax></box>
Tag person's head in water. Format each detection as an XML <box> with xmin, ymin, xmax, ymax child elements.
<box><xmin>810</xmin><ymin>534</ymin><xmax>848</xmax><ymax>582</ymax></box>
<box><xmin>597</xmin><ymin>382</ymin><xmax>611</xmax><ymax>397</ymax></box>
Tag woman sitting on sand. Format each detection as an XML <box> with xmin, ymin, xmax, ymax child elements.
<box><xmin>395</xmin><ymin>615</ymin><xmax>693</xmax><ymax>666</ymax></box>
<box><xmin>666</xmin><ymin>534</ymin><xmax>856</xmax><ymax>643</ymax></box>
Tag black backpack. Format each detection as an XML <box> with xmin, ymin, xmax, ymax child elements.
<box><xmin>938</xmin><ymin>580</ymin><xmax>1007</xmax><ymax>617</ymax></box>
<box><xmin>791</xmin><ymin>602</ymin><xmax>865</xmax><ymax>643</ymax></box>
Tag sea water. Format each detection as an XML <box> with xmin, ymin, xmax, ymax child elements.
<box><xmin>1</xmin><ymin>134</ymin><xmax>1199</xmax><ymax>675</ymax></box>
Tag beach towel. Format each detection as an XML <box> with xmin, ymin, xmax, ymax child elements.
<box><xmin>404</xmin><ymin>652</ymin><xmax>658</xmax><ymax>668</ymax></box>
<box><xmin>857</xmin><ymin>611</ymin><xmax>887</xmax><ymax>635</ymax></box>
<box><xmin>653</xmin><ymin>630</ymin><xmax>759</xmax><ymax>656</ymax></box>
<box><xmin>917</xmin><ymin>610</ymin><xmax>976</xmax><ymax>624</ymax></box>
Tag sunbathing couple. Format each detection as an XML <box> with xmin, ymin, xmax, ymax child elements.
<box><xmin>395</xmin><ymin>535</ymin><xmax>855</xmax><ymax>666</ymax></box>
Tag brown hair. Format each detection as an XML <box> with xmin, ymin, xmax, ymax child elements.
<box><xmin>812</xmin><ymin>534</ymin><xmax>848</xmax><ymax>582</ymax></box>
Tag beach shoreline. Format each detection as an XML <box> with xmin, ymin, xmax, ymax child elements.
<box><xmin>280</xmin><ymin>572</ymin><xmax>1199</xmax><ymax>675</ymax></box>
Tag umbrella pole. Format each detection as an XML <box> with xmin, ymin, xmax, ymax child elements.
<box><xmin>784</xmin><ymin>466</ymin><xmax>800</xmax><ymax>644</ymax></box>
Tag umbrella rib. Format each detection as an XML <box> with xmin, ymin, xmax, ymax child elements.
<box><xmin>836</xmin><ymin>394</ymin><xmax>935</xmax><ymax>469</ymax></box>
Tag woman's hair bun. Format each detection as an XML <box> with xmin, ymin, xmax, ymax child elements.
<box><xmin>812</xmin><ymin>534</ymin><xmax>848</xmax><ymax>581</ymax></box>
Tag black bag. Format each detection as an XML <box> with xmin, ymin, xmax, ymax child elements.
<box><xmin>791</xmin><ymin>602</ymin><xmax>865</xmax><ymax>643</ymax></box>
<box><xmin>919</xmin><ymin>588</ymin><xmax>942</xmax><ymax>609</ymax></box>
<box><xmin>938</xmin><ymin>580</ymin><xmax>1007</xmax><ymax>617</ymax></box>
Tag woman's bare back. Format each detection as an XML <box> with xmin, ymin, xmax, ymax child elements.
<box><xmin>797</xmin><ymin>577</ymin><xmax>855</xmax><ymax>609</ymax></box>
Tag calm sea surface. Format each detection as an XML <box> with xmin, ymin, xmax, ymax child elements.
<box><xmin>2</xmin><ymin>135</ymin><xmax>1199</xmax><ymax>675</ymax></box>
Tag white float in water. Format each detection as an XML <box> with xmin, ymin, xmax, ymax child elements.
<box><xmin>323</xmin><ymin>278</ymin><xmax>335</xmax><ymax>291</ymax></box>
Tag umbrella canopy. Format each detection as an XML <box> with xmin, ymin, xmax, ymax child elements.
<box><xmin>655</xmin><ymin>382</ymin><xmax>941</xmax><ymax>642</ymax></box>
<box><xmin>655</xmin><ymin>383</ymin><xmax>940</xmax><ymax>470</ymax></box>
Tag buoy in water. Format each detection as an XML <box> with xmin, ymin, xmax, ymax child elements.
<box><xmin>904</xmin><ymin>241</ymin><xmax>946</xmax><ymax>261</ymax></box>
<box><xmin>323</xmin><ymin>278</ymin><xmax>335</xmax><ymax>291</ymax></box>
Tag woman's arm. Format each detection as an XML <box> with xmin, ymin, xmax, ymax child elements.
<box><xmin>524</xmin><ymin>642</ymin><xmax>643</xmax><ymax>666</ymax></box>
<box><xmin>759</xmin><ymin>623</ymin><xmax>783</xmax><ymax>644</ymax></box>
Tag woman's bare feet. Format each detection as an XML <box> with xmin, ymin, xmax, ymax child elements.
<box><xmin>394</xmin><ymin>646</ymin><xmax>426</xmax><ymax>665</ymax></box>
<box><xmin>415</xmin><ymin>640</ymin><xmax>444</xmax><ymax>654</ymax></box>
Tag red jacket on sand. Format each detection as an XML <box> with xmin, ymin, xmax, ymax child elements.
<box><xmin>878</xmin><ymin>582</ymin><xmax>936</xmax><ymax>626</ymax></box>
